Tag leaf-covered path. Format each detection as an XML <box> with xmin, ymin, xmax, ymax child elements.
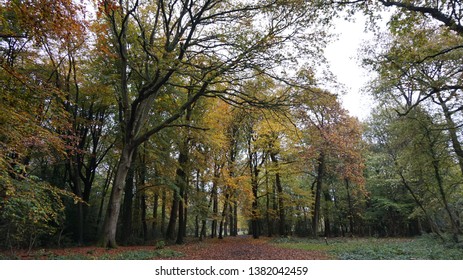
<box><xmin>168</xmin><ymin>236</ymin><xmax>329</xmax><ymax>260</ymax></box>
<box><xmin>2</xmin><ymin>236</ymin><xmax>329</xmax><ymax>260</ymax></box>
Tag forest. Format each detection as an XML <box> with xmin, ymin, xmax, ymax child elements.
<box><xmin>1</xmin><ymin>0</ymin><xmax>463</xmax><ymax>256</ymax></box>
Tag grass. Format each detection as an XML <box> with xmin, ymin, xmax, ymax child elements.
<box><xmin>273</xmin><ymin>235</ymin><xmax>463</xmax><ymax>260</ymax></box>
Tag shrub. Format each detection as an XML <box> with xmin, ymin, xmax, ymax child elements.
<box><xmin>0</xmin><ymin>173</ymin><xmax>77</xmax><ymax>250</ymax></box>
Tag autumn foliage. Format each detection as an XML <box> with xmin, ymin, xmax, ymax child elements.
<box><xmin>1</xmin><ymin>0</ymin><xmax>463</xmax><ymax>252</ymax></box>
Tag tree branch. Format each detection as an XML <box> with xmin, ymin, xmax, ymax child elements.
<box><xmin>379</xmin><ymin>0</ymin><xmax>463</xmax><ymax>36</ymax></box>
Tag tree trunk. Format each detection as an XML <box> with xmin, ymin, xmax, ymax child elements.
<box><xmin>233</xmin><ymin>198</ymin><xmax>238</xmax><ymax>236</ymax></box>
<box><xmin>438</xmin><ymin>92</ymin><xmax>463</xmax><ymax>176</ymax></box>
<box><xmin>121</xmin><ymin>154</ymin><xmax>136</xmax><ymax>244</ymax></box>
<box><xmin>431</xmin><ymin>156</ymin><xmax>461</xmax><ymax>240</ymax></box>
<box><xmin>424</xmin><ymin>122</ymin><xmax>461</xmax><ymax>240</ymax></box>
<box><xmin>99</xmin><ymin>145</ymin><xmax>135</xmax><ymax>248</ymax></box>
<box><xmin>211</xmin><ymin>186</ymin><xmax>218</xmax><ymax>238</ymax></box>
<box><xmin>177</xmin><ymin>188</ymin><xmax>185</xmax><ymax>244</ymax></box>
<box><xmin>200</xmin><ymin>219</ymin><xmax>207</xmax><ymax>241</ymax></box>
<box><xmin>161</xmin><ymin>189</ymin><xmax>166</xmax><ymax>237</ymax></box>
<box><xmin>195</xmin><ymin>215</ymin><xmax>200</xmax><ymax>238</ymax></box>
<box><xmin>183</xmin><ymin>189</ymin><xmax>188</xmax><ymax>238</ymax></box>
<box><xmin>138</xmin><ymin>145</ymin><xmax>148</xmax><ymax>241</ymax></box>
<box><xmin>211</xmin><ymin>164</ymin><xmax>220</xmax><ymax>238</ymax></box>
<box><xmin>97</xmin><ymin>166</ymin><xmax>113</xmax><ymax>235</ymax></box>
<box><xmin>152</xmin><ymin>191</ymin><xmax>159</xmax><ymax>239</ymax></box>
<box><xmin>141</xmin><ymin>193</ymin><xmax>148</xmax><ymax>241</ymax></box>
<box><xmin>265</xmin><ymin>172</ymin><xmax>272</xmax><ymax>237</ymax></box>
<box><xmin>176</xmin><ymin>152</ymin><xmax>189</xmax><ymax>244</ymax></box>
<box><xmin>312</xmin><ymin>152</ymin><xmax>325</xmax><ymax>239</ymax></box>
<box><xmin>195</xmin><ymin>171</ymin><xmax>200</xmax><ymax>238</ymax></box>
<box><xmin>166</xmin><ymin>189</ymin><xmax>179</xmax><ymax>241</ymax></box>
<box><xmin>323</xmin><ymin>189</ymin><xmax>331</xmax><ymax>237</ymax></box>
<box><xmin>219</xmin><ymin>193</ymin><xmax>229</xmax><ymax>239</ymax></box>
<box><xmin>70</xmin><ymin>161</ymin><xmax>84</xmax><ymax>245</ymax></box>
<box><xmin>332</xmin><ymin>192</ymin><xmax>346</xmax><ymax>237</ymax></box>
<box><xmin>229</xmin><ymin>201</ymin><xmax>235</xmax><ymax>237</ymax></box>
<box><xmin>345</xmin><ymin>179</ymin><xmax>355</xmax><ymax>237</ymax></box>
<box><xmin>200</xmin><ymin>184</ymin><xmax>215</xmax><ymax>241</ymax></box>
<box><xmin>270</xmin><ymin>153</ymin><xmax>285</xmax><ymax>236</ymax></box>
<box><xmin>251</xmin><ymin>167</ymin><xmax>260</xmax><ymax>239</ymax></box>
<box><xmin>401</xmin><ymin>173</ymin><xmax>442</xmax><ymax>235</ymax></box>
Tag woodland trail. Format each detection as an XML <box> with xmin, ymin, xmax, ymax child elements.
<box><xmin>167</xmin><ymin>236</ymin><xmax>329</xmax><ymax>260</ymax></box>
<box><xmin>5</xmin><ymin>236</ymin><xmax>329</xmax><ymax>260</ymax></box>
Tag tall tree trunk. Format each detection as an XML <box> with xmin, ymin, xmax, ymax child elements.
<box><xmin>323</xmin><ymin>189</ymin><xmax>331</xmax><ymax>237</ymax></box>
<box><xmin>229</xmin><ymin>201</ymin><xmax>235</xmax><ymax>237</ymax></box>
<box><xmin>332</xmin><ymin>191</ymin><xmax>346</xmax><ymax>237</ymax></box>
<box><xmin>312</xmin><ymin>152</ymin><xmax>325</xmax><ymax>239</ymax></box>
<box><xmin>345</xmin><ymin>179</ymin><xmax>355</xmax><ymax>237</ymax></box>
<box><xmin>211</xmin><ymin>164</ymin><xmax>220</xmax><ymax>238</ymax></box>
<box><xmin>141</xmin><ymin>193</ymin><xmax>148</xmax><ymax>241</ymax></box>
<box><xmin>233</xmin><ymin>198</ymin><xmax>238</xmax><ymax>236</ymax></box>
<box><xmin>437</xmin><ymin>93</ymin><xmax>463</xmax><ymax>176</ymax></box>
<box><xmin>169</xmin><ymin>125</ymin><xmax>193</xmax><ymax>244</ymax></box>
<box><xmin>99</xmin><ymin>145</ymin><xmax>135</xmax><ymax>248</ymax></box>
<box><xmin>273</xmin><ymin>177</ymin><xmax>279</xmax><ymax>235</ymax></box>
<box><xmin>176</xmin><ymin>149</ymin><xmax>189</xmax><ymax>244</ymax></box>
<box><xmin>251</xmin><ymin>165</ymin><xmax>260</xmax><ymax>239</ymax></box>
<box><xmin>138</xmin><ymin>145</ymin><xmax>148</xmax><ymax>241</ymax></box>
<box><xmin>219</xmin><ymin>193</ymin><xmax>229</xmax><ymax>239</ymax></box>
<box><xmin>394</xmin><ymin>160</ymin><xmax>443</xmax><ymax>238</ymax></box>
<box><xmin>200</xmin><ymin>184</ymin><xmax>215</xmax><ymax>241</ymax></box>
<box><xmin>423</xmin><ymin>122</ymin><xmax>461</xmax><ymax>241</ymax></box>
<box><xmin>166</xmin><ymin>189</ymin><xmax>179</xmax><ymax>241</ymax></box>
<box><xmin>69</xmin><ymin>160</ymin><xmax>84</xmax><ymax>245</ymax></box>
<box><xmin>176</xmin><ymin>97</ymin><xmax>192</xmax><ymax>244</ymax></box>
<box><xmin>270</xmin><ymin>153</ymin><xmax>285</xmax><ymax>236</ymax></box>
<box><xmin>227</xmin><ymin>130</ymin><xmax>239</xmax><ymax>237</ymax></box>
<box><xmin>194</xmin><ymin>171</ymin><xmax>200</xmax><ymax>238</ymax></box>
<box><xmin>121</xmin><ymin>152</ymin><xmax>137</xmax><ymax>244</ymax></box>
<box><xmin>133</xmin><ymin>188</ymin><xmax>141</xmax><ymax>238</ymax></box>
<box><xmin>97</xmin><ymin>166</ymin><xmax>114</xmax><ymax>235</ymax></box>
<box><xmin>200</xmin><ymin>219</ymin><xmax>207</xmax><ymax>241</ymax></box>
<box><xmin>195</xmin><ymin>215</ymin><xmax>200</xmax><ymax>238</ymax></box>
<box><xmin>431</xmin><ymin>155</ymin><xmax>461</xmax><ymax>240</ymax></box>
<box><xmin>265</xmin><ymin>171</ymin><xmax>272</xmax><ymax>237</ymax></box>
<box><xmin>177</xmin><ymin>188</ymin><xmax>185</xmax><ymax>244</ymax></box>
<box><xmin>152</xmin><ymin>191</ymin><xmax>159</xmax><ymax>239</ymax></box>
<box><xmin>211</xmin><ymin>185</ymin><xmax>218</xmax><ymax>238</ymax></box>
<box><xmin>183</xmin><ymin>189</ymin><xmax>188</xmax><ymax>238</ymax></box>
<box><xmin>161</xmin><ymin>189</ymin><xmax>166</xmax><ymax>237</ymax></box>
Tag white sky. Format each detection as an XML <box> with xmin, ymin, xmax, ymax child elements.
<box><xmin>324</xmin><ymin>15</ymin><xmax>378</xmax><ymax>121</ymax></box>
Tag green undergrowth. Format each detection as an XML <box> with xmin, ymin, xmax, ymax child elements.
<box><xmin>273</xmin><ymin>235</ymin><xmax>463</xmax><ymax>260</ymax></box>
<box><xmin>0</xmin><ymin>248</ymin><xmax>183</xmax><ymax>260</ymax></box>
<box><xmin>59</xmin><ymin>249</ymin><xmax>182</xmax><ymax>260</ymax></box>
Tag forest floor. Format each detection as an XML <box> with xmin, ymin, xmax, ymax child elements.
<box><xmin>2</xmin><ymin>235</ymin><xmax>463</xmax><ymax>260</ymax></box>
<box><xmin>172</xmin><ymin>236</ymin><xmax>329</xmax><ymax>260</ymax></box>
<box><xmin>0</xmin><ymin>236</ymin><xmax>328</xmax><ymax>260</ymax></box>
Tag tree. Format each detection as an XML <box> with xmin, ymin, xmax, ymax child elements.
<box><xmin>357</xmin><ymin>0</ymin><xmax>463</xmax><ymax>240</ymax></box>
<box><xmin>1</xmin><ymin>0</ymin><xmax>92</xmax><ymax>248</ymax></box>
<box><xmin>332</xmin><ymin>0</ymin><xmax>463</xmax><ymax>35</ymax></box>
<box><xmin>294</xmin><ymin>89</ymin><xmax>366</xmax><ymax>238</ymax></box>
<box><xmin>364</xmin><ymin>105</ymin><xmax>462</xmax><ymax>239</ymax></box>
<box><xmin>96</xmin><ymin>0</ymin><xmax>328</xmax><ymax>247</ymax></box>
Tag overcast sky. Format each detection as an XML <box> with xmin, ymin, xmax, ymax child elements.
<box><xmin>324</xmin><ymin>14</ymin><xmax>380</xmax><ymax>121</ymax></box>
